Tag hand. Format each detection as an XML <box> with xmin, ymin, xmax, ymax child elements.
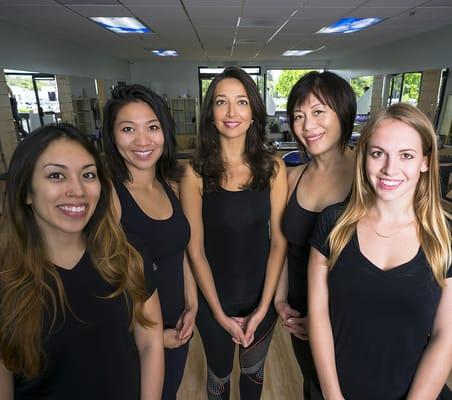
<box><xmin>242</xmin><ymin>309</ymin><xmax>266</xmax><ymax>348</ymax></box>
<box><xmin>163</xmin><ymin>329</ymin><xmax>185</xmax><ymax>349</ymax></box>
<box><xmin>217</xmin><ymin>314</ymin><xmax>247</xmax><ymax>346</ymax></box>
<box><xmin>175</xmin><ymin>307</ymin><xmax>196</xmax><ymax>343</ymax></box>
<box><xmin>275</xmin><ymin>301</ymin><xmax>308</xmax><ymax>340</ymax></box>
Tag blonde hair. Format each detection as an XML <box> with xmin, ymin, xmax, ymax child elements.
<box><xmin>328</xmin><ymin>103</ymin><xmax>451</xmax><ymax>285</ymax></box>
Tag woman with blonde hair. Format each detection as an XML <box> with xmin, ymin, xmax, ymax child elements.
<box><xmin>0</xmin><ymin>124</ymin><xmax>164</xmax><ymax>399</ymax></box>
<box><xmin>309</xmin><ymin>103</ymin><xmax>451</xmax><ymax>399</ymax></box>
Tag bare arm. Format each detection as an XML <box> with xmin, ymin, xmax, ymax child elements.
<box><xmin>244</xmin><ymin>158</ymin><xmax>288</xmax><ymax>343</ymax></box>
<box><xmin>406</xmin><ymin>277</ymin><xmax>452</xmax><ymax>399</ymax></box>
<box><xmin>0</xmin><ymin>362</ymin><xmax>13</xmax><ymax>400</ymax></box>
<box><xmin>308</xmin><ymin>247</ymin><xmax>344</xmax><ymax>400</ymax></box>
<box><xmin>180</xmin><ymin>164</ymin><xmax>246</xmax><ymax>344</ymax></box>
<box><xmin>134</xmin><ymin>291</ymin><xmax>164</xmax><ymax>400</ymax></box>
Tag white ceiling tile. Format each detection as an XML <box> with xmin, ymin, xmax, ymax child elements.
<box><xmin>67</xmin><ymin>5</ymin><xmax>133</xmax><ymax>17</ymax></box>
<box><xmin>293</xmin><ymin>7</ymin><xmax>353</xmax><ymax>19</ymax></box>
<box><xmin>187</xmin><ymin>6</ymin><xmax>241</xmax><ymax>25</ymax></box>
<box><xmin>348</xmin><ymin>7</ymin><xmax>408</xmax><ymax>18</ymax></box>
<box><xmin>364</xmin><ymin>0</ymin><xmax>425</xmax><ymax>6</ymax></box>
<box><xmin>242</xmin><ymin>6</ymin><xmax>297</xmax><ymax>19</ymax></box>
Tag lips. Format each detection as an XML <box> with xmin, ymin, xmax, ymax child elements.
<box><xmin>305</xmin><ymin>132</ymin><xmax>324</xmax><ymax>143</ymax></box>
<box><xmin>223</xmin><ymin>121</ymin><xmax>241</xmax><ymax>129</ymax></box>
<box><xmin>132</xmin><ymin>150</ymin><xmax>153</xmax><ymax>159</ymax></box>
<box><xmin>378</xmin><ymin>178</ymin><xmax>403</xmax><ymax>190</ymax></box>
<box><xmin>57</xmin><ymin>204</ymin><xmax>88</xmax><ymax>217</ymax></box>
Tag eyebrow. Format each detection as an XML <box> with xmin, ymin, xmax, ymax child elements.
<box><xmin>118</xmin><ymin>119</ymin><xmax>160</xmax><ymax>124</ymax></box>
<box><xmin>215</xmin><ymin>94</ymin><xmax>248</xmax><ymax>98</ymax></box>
<box><xmin>294</xmin><ymin>102</ymin><xmax>324</xmax><ymax>112</ymax></box>
<box><xmin>42</xmin><ymin>163</ymin><xmax>97</xmax><ymax>169</ymax></box>
<box><xmin>369</xmin><ymin>145</ymin><xmax>417</xmax><ymax>153</ymax></box>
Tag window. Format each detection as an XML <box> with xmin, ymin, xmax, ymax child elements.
<box><xmin>387</xmin><ymin>72</ymin><xmax>422</xmax><ymax>106</ymax></box>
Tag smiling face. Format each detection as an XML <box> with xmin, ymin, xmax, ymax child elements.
<box><xmin>366</xmin><ymin>118</ymin><xmax>428</xmax><ymax>205</ymax></box>
<box><xmin>292</xmin><ymin>93</ymin><xmax>342</xmax><ymax>156</ymax></box>
<box><xmin>27</xmin><ymin>138</ymin><xmax>101</xmax><ymax>242</ymax></box>
<box><xmin>212</xmin><ymin>78</ymin><xmax>253</xmax><ymax>140</ymax></box>
<box><xmin>113</xmin><ymin>101</ymin><xmax>164</xmax><ymax>174</ymax></box>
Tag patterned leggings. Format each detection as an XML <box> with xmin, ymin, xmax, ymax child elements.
<box><xmin>197</xmin><ymin>297</ymin><xmax>277</xmax><ymax>399</ymax></box>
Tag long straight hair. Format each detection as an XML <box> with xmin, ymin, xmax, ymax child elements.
<box><xmin>328</xmin><ymin>103</ymin><xmax>451</xmax><ymax>285</ymax></box>
<box><xmin>192</xmin><ymin>66</ymin><xmax>275</xmax><ymax>191</ymax></box>
<box><xmin>0</xmin><ymin>124</ymin><xmax>152</xmax><ymax>379</ymax></box>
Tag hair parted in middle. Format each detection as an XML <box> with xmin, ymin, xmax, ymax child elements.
<box><xmin>0</xmin><ymin>123</ymin><xmax>153</xmax><ymax>379</ymax></box>
<box><xmin>327</xmin><ymin>103</ymin><xmax>451</xmax><ymax>285</ymax></box>
<box><xmin>286</xmin><ymin>71</ymin><xmax>357</xmax><ymax>152</ymax></box>
<box><xmin>192</xmin><ymin>66</ymin><xmax>275</xmax><ymax>192</ymax></box>
<box><xmin>102</xmin><ymin>83</ymin><xmax>181</xmax><ymax>185</ymax></box>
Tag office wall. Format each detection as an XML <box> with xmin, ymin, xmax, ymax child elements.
<box><xmin>0</xmin><ymin>21</ymin><xmax>130</xmax><ymax>81</ymax></box>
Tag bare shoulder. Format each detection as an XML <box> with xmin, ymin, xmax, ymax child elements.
<box><xmin>287</xmin><ymin>164</ymin><xmax>307</xmax><ymax>191</ymax></box>
<box><xmin>180</xmin><ymin>163</ymin><xmax>203</xmax><ymax>193</ymax></box>
<box><xmin>167</xmin><ymin>179</ymin><xmax>180</xmax><ymax>198</ymax></box>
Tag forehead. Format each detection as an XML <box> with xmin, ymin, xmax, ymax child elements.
<box><xmin>36</xmin><ymin>138</ymin><xmax>95</xmax><ymax>166</ymax></box>
<box><xmin>295</xmin><ymin>92</ymin><xmax>326</xmax><ymax>110</ymax></box>
<box><xmin>117</xmin><ymin>101</ymin><xmax>157</xmax><ymax>119</ymax></box>
<box><xmin>214</xmin><ymin>78</ymin><xmax>248</xmax><ymax>97</ymax></box>
<box><xmin>370</xmin><ymin>119</ymin><xmax>423</xmax><ymax>149</ymax></box>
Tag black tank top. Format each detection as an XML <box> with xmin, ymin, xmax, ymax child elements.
<box><xmin>202</xmin><ymin>186</ymin><xmax>271</xmax><ymax>313</ymax></box>
<box><xmin>282</xmin><ymin>166</ymin><xmax>319</xmax><ymax>316</ymax></box>
<box><xmin>115</xmin><ymin>180</ymin><xmax>190</xmax><ymax>328</ymax></box>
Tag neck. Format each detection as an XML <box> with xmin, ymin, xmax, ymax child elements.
<box><xmin>127</xmin><ymin>165</ymin><xmax>158</xmax><ymax>189</ymax></box>
<box><xmin>220</xmin><ymin>136</ymin><xmax>246</xmax><ymax>165</ymax></box>
<box><xmin>311</xmin><ymin>146</ymin><xmax>350</xmax><ymax>172</ymax></box>
<box><xmin>44</xmin><ymin>232</ymin><xmax>86</xmax><ymax>266</ymax></box>
<box><xmin>370</xmin><ymin>198</ymin><xmax>416</xmax><ymax>224</ymax></box>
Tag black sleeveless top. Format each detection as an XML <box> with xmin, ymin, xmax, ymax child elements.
<box><xmin>202</xmin><ymin>186</ymin><xmax>271</xmax><ymax>314</ymax></box>
<box><xmin>281</xmin><ymin>166</ymin><xmax>319</xmax><ymax>316</ymax></box>
<box><xmin>115</xmin><ymin>180</ymin><xmax>190</xmax><ymax>328</ymax></box>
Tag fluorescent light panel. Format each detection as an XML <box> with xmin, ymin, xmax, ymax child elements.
<box><xmin>282</xmin><ymin>46</ymin><xmax>325</xmax><ymax>57</ymax></box>
<box><xmin>152</xmin><ymin>49</ymin><xmax>179</xmax><ymax>57</ymax></box>
<box><xmin>90</xmin><ymin>17</ymin><xmax>151</xmax><ymax>34</ymax></box>
<box><xmin>317</xmin><ymin>17</ymin><xmax>382</xmax><ymax>34</ymax></box>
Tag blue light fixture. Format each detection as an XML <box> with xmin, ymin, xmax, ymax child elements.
<box><xmin>152</xmin><ymin>49</ymin><xmax>179</xmax><ymax>57</ymax></box>
<box><xmin>317</xmin><ymin>17</ymin><xmax>382</xmax><ymax>34</ymax></box>
<box><xmin>90</xmin><ymin>17</ymin><xmax>151</xmax><ymax>34</ymax></box>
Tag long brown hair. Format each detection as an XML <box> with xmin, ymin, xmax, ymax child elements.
<box><xmin>0</xmin><ymin>124</ymin><xmax>153</xmax><ymax>379</ymax></box>
<box><xmin>328</xmin><ymin>103</ymin><xmax>451</xmax><ymax>285</ymax></box>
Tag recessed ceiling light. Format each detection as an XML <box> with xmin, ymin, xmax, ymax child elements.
<box><xmin>282</xmin><ymin>46</ymin><xmax>325</xmax><ymax>57</ymax></box>
<box><xmin>90</xmin><ymin>17</ymin><xmax>151</xmax><ymax>34</ymax></box>
<box><xmin>152</xmin><ymin>49</ymin><xmax>179</xmax><ymax>57</ymax></box>
<box><xmin>317</xmin><ymin>17</ymin><xmax>382</xmax><ymax>34</ymax></box>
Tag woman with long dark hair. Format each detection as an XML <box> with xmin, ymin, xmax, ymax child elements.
<box><xmin>180</xmin><ymin>66</ymin><xmax>287</xmax><ymax>399</ymax></box>
<box><xmin>0</xmin><ymin>124</ymin><xmax>163</xmax><ymax>399</ymax></box>
<box><xmin>102</xmin><ymin>84</ymin><xmax>197</xmax><ymax>400</ymax></box>
<box><xmin>309</xmin><ymin>103</ymin><xmax>452</xmax><ymax>399</ymax></box>
<box><xmin>274</xmin><ymin>71</ymin><xmax>356</xmax><ymax>399</ymax></box>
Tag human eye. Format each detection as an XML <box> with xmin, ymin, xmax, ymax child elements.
<box><xmin>215</xmin><ymin>99</ymin><xmax>226</xmax><ymax>106</ymax></box>
<box><xmin>238</xmin><ymin>99</ymin><xmax>249</xmax><ymax>105</ymax></box>
<box><xmin>121</xmin><ymin>126</ymin><xmax>134</xmax><ymax>133</ymax></box>
<box><xmin>83</xmin><ymin>171</ymin><xmax>97</xmax><ymax>180</ymax></box>
<box><xmin>47</xmin><ymin>172</ymin><xmax>65</xmax><ymax>180</ymax></box>
<box><xmin>401</xmin><ymin>153</ymin><xmax>414</xmax><ymax>160</ymax></box>
<box><xmin>148</xmin><ymin>124</ymin><xmax>161</xmax><ymax>131</ymax></box>
<box><xmin>294</xmin><ymin>114</ymin><xmax>304</xmax><ymax>121</ymax></box>
<box><xmin>369</xmin><ymin>150</ymin><xmax>384</xmax><ymax>158</ymax></box>
<box><xmin>313</xmin><ymin>109</ymin><xmax>324</xmax><ymax>116</ymax></box>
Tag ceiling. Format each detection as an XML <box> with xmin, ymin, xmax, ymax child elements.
<box><xmin>0</xmin><ymin>0</ymin><xmax>451</xmax><ymax>63</ymax></box>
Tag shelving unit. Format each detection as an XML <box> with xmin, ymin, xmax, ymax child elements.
<box><xmin>72</xmin><ymin>97</ymin><xmax>95</xmax><ymax>135</ymax></box>
<box><xmin>170</xmin><ymin>98</ymin><xmax>199</xmax><ymax>151</ymax></box>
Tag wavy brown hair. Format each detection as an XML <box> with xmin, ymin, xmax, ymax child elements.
<box><xmin>328</xmin><ymin>103</ymin><xmax>451</xmax><ymax>285</ymax></box>
<box><xmin>191</xmin><ymin>66</ymin><xmax>275</xmax><ymax>192</ymax></box>
<box><xmin>0</xmin><ymin>124</ymin><xmax>153</xmax><ymax>379</ymax></box>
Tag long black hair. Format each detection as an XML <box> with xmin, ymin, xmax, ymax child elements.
<box><xmin>286</xmin><ymin>71</ymin><xmax>357</xmax><ymax>152</ymax></box>
<box><xmin>192</xmin><ymin>66</ymin><xmax>275</xmax><ymax>191</ymax></box>
<box><xmin>102</xmin><ymin>84</ymin><xmax>181</xmax><ymax>185</ymax></box>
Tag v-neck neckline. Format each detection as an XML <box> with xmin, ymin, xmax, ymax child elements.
<box><xmin>352</xmin><ymin>230</ymin><xmax>421</xmax><ymax>274</ymax></box>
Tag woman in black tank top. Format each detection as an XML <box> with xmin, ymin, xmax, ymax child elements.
<box><xmin>275</xmin><ymin>71</ymin><xmax>356</xmax><ymax>399</ymax></box>
<box><xmin>102</xmin><ymin>85</ymin><xmax>197</xmax><ymax>400</ymax></box>
<box><xmin>180</xmin><ymin>67</ymin><xmax>288</xmax><ymax>399</ymax></box>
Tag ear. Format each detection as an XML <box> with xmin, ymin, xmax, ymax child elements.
<box><xmin>420</xmin><ymin>156</ymin><xmax>428</xmax><ymax>173</ymax></box>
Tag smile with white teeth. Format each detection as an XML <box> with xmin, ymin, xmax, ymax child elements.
<box><xmin>379</xmin><ymin>178</ymin><xmax>403</xmax><ymax>189</ymax></box>
<box><xmin>58</xmin><ymin>205</ymin><xmax>87</xmax><ymax>213</ymax></box>
<box><xmin>133</xmin><ymin>150</ymin><xmax>153</xmax><ymax>157</ymax></box>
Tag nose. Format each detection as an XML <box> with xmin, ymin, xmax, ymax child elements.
<box><xmin>382</xmin><ymin>154</ymin><xmax>399</xmax><ymax>176</ymax></box>
<box><xmin>302</xmin><ymin>114</ymin><xmax>316</xmax><ymax>132</ymax></box>
<box><xmin>226</xmin><ymin>102</ymin><xmax>237</xmax><ymax>117</ymax></box>
<box><xmin>133</xmin><ymin>129</ymin><xmax>151</xmax><ymax>146</ymax></box>
<box><xmin>66</xmin><ymin>177</ymin><xmax>85</xmax><ymax>198</ymax></box>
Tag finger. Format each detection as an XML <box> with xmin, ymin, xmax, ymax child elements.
<box><xmin>175</xmin><ymin>315</ymin><xmax>184</xmax><ymax>331</ymax></box>
<box><xmin>286</xmin><ymin>308</ymin><xmax>301</xmax><ymax>317</ymax></box>
<box><xmin>179</xmin><ymin>324</ymin><xmax>193</xmax><ymax>340</ymax></box>
<box><xmin>286</xmin><ymin>317</ymin><xmax>303</xmax><ymax>325</ymax></box>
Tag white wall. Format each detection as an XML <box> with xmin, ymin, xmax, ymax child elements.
<box><xmin>0</xmin><ymin>21</ymin><xmax>130</xmax><ymax>81</ymax></box>
<box><xmin>69</xmin><ymin>76</ymin><xmax>97</xmax><ymax>98</ymax></box>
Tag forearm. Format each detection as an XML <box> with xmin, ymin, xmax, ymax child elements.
<box><xmin>310</xmin><ymin>312</ymin><xmax>343</xmax><ymax>400</ymax></box>
<box><xmin>0</xmin><ymin>362</ymin><xmax>13</xmax><ymax>400</ymax></box>
<box><xmin>183</xmin><ymin>254</ymin><xmax>198</xmax><ymax>311</ymax></box>
<box><xmin>406</xmin><ymin>333</ymin><xmax>452</xmax><ymax>399</ymax></box>
<box><xmin>139</xmin><ymin>345</ymin><xmax>164</xmax><ymax>400</ymax></box>
<box><xmin>274</xmin><ymin>259</ymin><xmax>289</xmax><ymax>305</ymax></box>
<box><xmin>257</xmin><ymin>239</ymin><xmax>287</xmax><ymax>313</ymax></box>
